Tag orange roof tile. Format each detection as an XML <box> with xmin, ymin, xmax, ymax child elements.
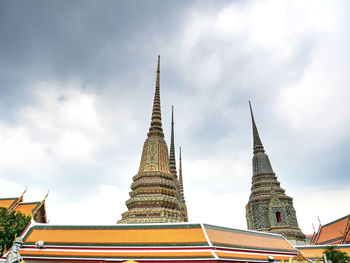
<box><xmin>204</xmin><ymin>224</ymin><xmax>296</xmax><ymax>252</ymax></box>
<box><xmin>0</xmin><ymin>198</ymin><xmax>18</xmax><ymax>210</ymax></box>
<box><xmin>14</xmin><ymin>202</ymin><xmax>40</xmax><ymax>216</ymax></box>
<box><xmin>23</xmin><ymin>224</ymin><xmax>208</xmax><ymax>246</ymax></box>
<box><xmin>316</xmin><ymin>215</ymin><xmax>350</xmax><ymax>244</ymax></box>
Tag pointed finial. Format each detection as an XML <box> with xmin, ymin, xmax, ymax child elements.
<box><xmin>249</xmin><ymin>101</ymin><xmax>265</xmax><ymax>154</ymax></box>
<box><xmin>19</xmin><ymin>186</ymin><xmax>27</xmax><ymax>202</ymax></box>
<box><xmin>21</xmin><ymin>186</ymin><xmax>27</xmax><ymax>198</ymax></box>
<box><xmin>43</xmin><ymin>191</ymin><xmax>49</xmax><ymax>201</ymax></box>
<box><xmin>148</xmin><ymin>55</ymin><xmax>164</xmax><ymax>137</ymax></box>
<box><xmin>169</xmin><ymin>106</ymin><xmax>177</xmax><ymax>176</ymax></box>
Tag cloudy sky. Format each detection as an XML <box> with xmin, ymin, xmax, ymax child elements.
<box><xmin>0</xmin><ymin>0</ymin><xmax>349</xmax><ymax>234</ymax></box>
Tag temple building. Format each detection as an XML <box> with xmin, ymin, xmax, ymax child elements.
<box><xmin>0</xmin><ymin>189</ymin><xmax>47</xmax><ymax>223</ymax></box>
<box><xmin>118</xmin><ymin>56</ymin><xmax>186</xmax><ymax>223</ymax></box>
<box><xmin>245</xmin><ymin>102</ymin><xmax>305</xmax><ymax>245</ymax></box>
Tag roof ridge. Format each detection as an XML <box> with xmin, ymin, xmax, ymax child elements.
<box><xmin>0</xmin><ymin>197</ymin><xmax>18</xmax><ymax>200</ymax></box>
<box><xmin>16</xmin><ymin>201</ymin><xmax>41</xmax><ymax>205</ymax></box>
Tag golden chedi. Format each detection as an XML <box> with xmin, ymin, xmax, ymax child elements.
<box><xmin>118</xmin><ymin>56</ymin><xmax>184</xmax><ymax>223</ymax></box>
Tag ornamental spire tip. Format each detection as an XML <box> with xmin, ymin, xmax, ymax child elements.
<box><xmin>249</xmin><ymin>101</ymin><xmax>264</xmax><ymax>154</ymax></box>
<box><xmin>148</xmin><ymin>55</ymin><xmax>164</xmax><ymax>137</ymax></box>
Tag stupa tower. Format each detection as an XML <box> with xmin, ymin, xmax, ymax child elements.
<box><xmin>118</xmin><ymin>56</ymin><xmax>184</xmax><ymax>223</ymax></box>
<box><xmin>245</xmin><ymin>102</ymin><xmax>305</xmax><ymax>244</ymax></box>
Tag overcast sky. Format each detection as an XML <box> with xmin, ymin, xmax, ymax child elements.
<box><xmin>0</xmin><ymin>0</ymin><xmax>349</xmax><ymax>234</ymax></box>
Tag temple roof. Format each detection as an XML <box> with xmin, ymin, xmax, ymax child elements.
<box><xmin>297</xmin><ymin>244</ymin><xmax>350</xmax><ymax>261</ymax></box>
<box><xmin>0</xmin><ymin>192</ymin><xmax>48</xmax><ymax>223</ymax></box>
<box><xmin>7</xmin><ymin>222</ymin><xmax>298</xmax><ymax>262</ymax></box>
<box><xmin>312</xmin><ymin>214</ymin><xmax>350</xmax><ymax>245</ymax></box>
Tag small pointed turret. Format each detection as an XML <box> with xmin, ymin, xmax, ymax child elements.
<box><xmin>249</xmin><ymin>101</ymin><xmax>264</xmax><ymax>154</ymax></box>
<box><xmin>169</xmin><ymin>106</ymin><xmax>177</xmax><ymax>177</ymax></box>
<box><xmin>148</xmin><ymin>55</ymin><xmax>163</xmax><ymax>138</ymax></box>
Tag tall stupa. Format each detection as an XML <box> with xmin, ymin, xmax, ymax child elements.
<box><xmin>118</xmin><ymin>56</ymin><xmax>184</xmax><ymax>223</ymax></box>
<box><xmin>245</xmin><ymin>102</ymin><xmax>305</xmax><ymax>244</ymax></box>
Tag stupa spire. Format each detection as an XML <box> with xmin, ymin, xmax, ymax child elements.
<box><xmin>179</xmin><ymin>147</ymin><xmax>184</xmax><ymax>198</ymax></box>
<box><xmin>249</xmin><ymin>101</ymin><xmax>264</xmax><ymax>153</ymax></box>
<box><xmin>169</xmin><ymin>106</ymin><xmax>177</xmax><ymax>177</ymax></box>
<box><xmin>179</xmin><ymin>147</ymin><xmax>188</xmax><ymax>222</ymax></box>
<box><xmin>148</xmin><ymin>55</ymin><xmax>164</xmax><ymax>138</ymax></box>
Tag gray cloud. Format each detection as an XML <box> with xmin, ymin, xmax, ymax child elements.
<box><xmin>0</xmin><ymin>0</ymin><xmax>349</xmax><ymax>232</ymax></box>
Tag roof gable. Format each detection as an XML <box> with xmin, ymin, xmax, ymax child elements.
<box><xmin>0</xmin><ymin>197</ymin><xmax>19</xmax><ymax>210</ymax></box>
<box><xmin>316</xmin><ymin>214</ymin><xmax>350</xmax><ymax>245</ymax></box>
<box><xmin>14</xmin><ymin>202</ymin><xmax>41</xmax><ymax>216</ymax></box>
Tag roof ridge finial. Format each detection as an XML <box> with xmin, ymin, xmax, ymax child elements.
<box><xmin>169</xmin><ymin>106</ymin><xmax>177</xmax><ymax>177</ymax></box>
<box><xmin>43</xmin><ymin>190</ymin><xmax>49</xmax><ymax>201</ymax></box>
<box><xmin>249</xmin><ymin>101</ymin><xmax>264</xmax><ymax>154</ymax></box>
<box><xmin>21</xmin><ymin>186</ymin><xmax>27</xmax><ymax>199</ymax></box>
<box><xmin>147</xmin><ymin>55</ymin><xmax>164</xmax><ymax>138</ymax></box>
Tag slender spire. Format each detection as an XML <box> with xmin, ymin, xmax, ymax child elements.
<box><xmin>179</xmin><ymin>147</ymin><xmax>184</xmax><ymax>200</ymax></box>
<box><xmin>169</xmin><ymin>106</ymin><xmax>177</xmax><ymax>177</ymax></box>
<box><xmin>178</xmin><ymin>146</ymin><xmax>188</xmax><ymax>222</ymax></box>
<box><xmin>148</xmin><ymin>55</ymin><xmax>164</xmax><ymax>138</ymax></box>
<box><xmin>249</xmin><ymin>101</ymin><xmax>264</xmax><ymax>153</ymax></box>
